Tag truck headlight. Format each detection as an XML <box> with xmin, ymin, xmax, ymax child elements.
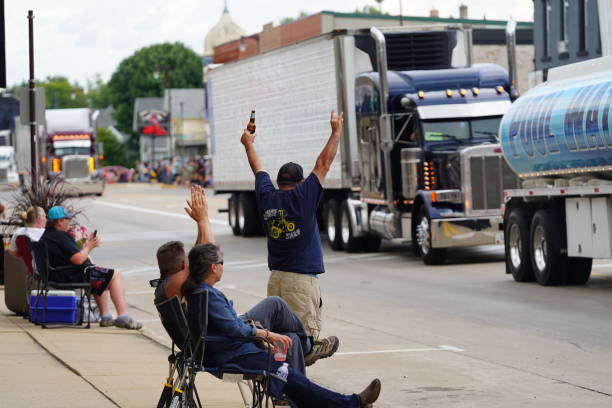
<box><xmin>430</xmin><ymin>190</ymin><xmax>462</xmax><ymax>203</ymax></box>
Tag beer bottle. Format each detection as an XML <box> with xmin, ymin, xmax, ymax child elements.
<box><xmin>247</xmin><ymin>110</ymin><xmax>256</xmax><ymax>134</ymax></box>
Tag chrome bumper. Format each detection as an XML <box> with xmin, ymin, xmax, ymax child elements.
<box><xmin>65</xmin><ymin>179</ymin><xmax>105</xmax><ymax>195</ymax></box>
<box><xmin>431</xmin><ymin>216</ymin><xmax>503</xmax><ymax>248</ymax></box>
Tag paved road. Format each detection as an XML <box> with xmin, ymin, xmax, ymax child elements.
<box><xmin>9</xmin><ymin>183</ymin><xmax>611</xmax><ymax>407</ymax></box>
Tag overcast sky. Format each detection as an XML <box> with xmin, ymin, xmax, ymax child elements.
<box><xmin>5</xmin><ymin>1</ymin><xmax>533</xmax><ymax>88</ymax></box>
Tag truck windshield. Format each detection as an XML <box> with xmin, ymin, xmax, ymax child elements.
<box><xmin>54</xmin><ymin>147</ymin><xmax>91</xmax><ymax>156</ymax></box>
<box><xmin>0</xmin><ymin>155</ymin><xmax>11</xmax><ymax>161</ymax></box>
<box><xmin>422</xmin><ymin>116</ymin><xmax>501</xmax><ymax>147</ymax></box>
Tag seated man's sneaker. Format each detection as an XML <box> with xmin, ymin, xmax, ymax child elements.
<box><xmin>99</xmin><ymin>315</ymin><xmax>114</xmax><ymax>327</ymax></box>
<box><xmin>304</xmin><ymin>336</ymin><xmax>339</xmax><ymax>366</ymax></box>
<box><xmin>113</xmin><ymin>315</ymin><xmax>143</xmax><ymax>330</ymax></box>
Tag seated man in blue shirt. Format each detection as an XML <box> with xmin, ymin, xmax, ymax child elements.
<box><xmin>181</xmin><ymin>243</ymin><xmax>381</xmax><ymax>407</ymax></box>
<box><xmin>155</xmin><ymin>186</ymin><xmax>313</xmax><ymax>374</ymax></box>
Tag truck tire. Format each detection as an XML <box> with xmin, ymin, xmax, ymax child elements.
<box><xmin>530</xmin><ymin>209</ymin><xmax>567</xmax><ymax>286</ymax></box>
<box><xmin>341</xmin><ymin>202</ymin><xmax>362</xmax><ymax>253</ymax></box>
<box><xmin>566</xmin><ymin>257</ymin><xmax>592</xmax><ymax>285</ymax></box>
<box><xmin>325</xmin><ymin>199</ymin><xmax>343</xmax><ymax>251</ymax></box>
<box><xmin>239</xmin><ymin>193</ymin><xmax>260</xmax><ymax>237</ymax></box>
<box><xmin>505</xmin><ymin>208</ymin><xmax>534</xmax><ymax>282</ymax></box>
<box><xmin>229</xmin><ymin>193</ymin><xmax>242</xmax><ymax>236</ymax></box>
<box><xmin>415</xmin><ymin>206</ymin><xmax>446</xmax><ymax>265</ymax></box>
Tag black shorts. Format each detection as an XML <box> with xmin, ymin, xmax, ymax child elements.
<box><xmin>50</xmin><ymin>265</ymin><xmax>114</xmax><ymax>296</ymax></box>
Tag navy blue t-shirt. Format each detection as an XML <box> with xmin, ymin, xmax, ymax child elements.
<box><xmin>255</xmin><ymin>171</ymin><xmax>324</xmax><ymax>274</ymax></box>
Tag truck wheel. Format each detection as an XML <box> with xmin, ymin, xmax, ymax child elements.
<box><xmin>415</xmin><ymin>206</ymin><xmax>446</xmax><ymax>265</ymax></box>
<box><xmin>341</xmin><ymin>202</ymin><xmax>363</xmax><ymax>253</ymax></box>
<box><xmin>505</xmin><ymin>208</ymin><xmax>534</xmax><ymax>282</ymax></box>
<box><xmin>239</xmin><ymin>193</ymin><xmax>259</xmax><ymax>237</ymax></box>
<box><xmin>530</xmin><ymin>209</ymin><xmax>567</xmax><ymax>286</ymax></box>
<box><xmin>325</xmin><ymin>199</ymin><xmax>343</xmax><ymax>251</ymax></box>
<box><xmin>566</xmin><ymin>257</ymin><xmax>592</xmax><ymax>285</ymax></box>
<box><xmin>229</xmin><ymin>193</ymin><xmax>242</xmax><ymax>236</ymax></box>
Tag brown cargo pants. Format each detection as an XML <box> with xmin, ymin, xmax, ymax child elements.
<box><xmin>267</xmin><ymin>270</ymin><xmax>322</xmax><ymax>340</ymax></box>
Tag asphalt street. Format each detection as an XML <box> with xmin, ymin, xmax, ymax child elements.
<box><xmin>7</xmin><ymin>183</ymin><xmax>611</xmax><ymax>407</ymax></box>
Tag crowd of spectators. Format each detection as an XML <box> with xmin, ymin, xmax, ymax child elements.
<box><xmin>100</xmin><ymin>156</ymin><xmax>212</xmax><ymax>187</ymax></box>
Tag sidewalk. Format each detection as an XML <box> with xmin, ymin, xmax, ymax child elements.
<box><xmin>0</xmin><ymin>288</ymin><xmax>245</xmax><ymax>407</ymax></box>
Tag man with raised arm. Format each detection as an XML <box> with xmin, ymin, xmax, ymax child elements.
<box><xmin>241</xmin><ymin>110</ymin><xmax>344</xmax><ymax>366</ymax></box>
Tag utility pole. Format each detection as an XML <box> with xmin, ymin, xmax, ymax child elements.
<box><xmin>399</xmin><ymin>0</ymin><xmax>404</xmax><ymax>26</ymax></box>
<box><xmin>28</xmin><ymin>10</ymin><xmax>37</xmax><ymax>194</ymax></box>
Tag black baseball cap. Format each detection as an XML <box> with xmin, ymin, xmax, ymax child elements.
<box><xmin>277</xmin><ymin>162</ymin><xmax>304</xmax><ymax>185</ymax></box>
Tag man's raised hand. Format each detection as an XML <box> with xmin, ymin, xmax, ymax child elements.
<box><xmin>330</xmin><ymin>109</ymin><xmax>344</xmax><ymax>136</ymax></box>
<box><xmin>241</xmin><ymin>129</ymin><xmax>257</xmax><ymax>146</ymax></box>
<box><xmin>185</xmin><ymin>185</ymin><xmax>208</xmax><ymax>223</ymax></box>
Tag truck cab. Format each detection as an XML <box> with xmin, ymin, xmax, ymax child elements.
<box><xmin>348</xmin><ymin>29</ymin><xmax>520</xmax><ymax>264</ymax></box>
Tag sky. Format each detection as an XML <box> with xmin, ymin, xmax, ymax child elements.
<box><xmin>5</xmin><ymin>1</ymin><xmax>533</xmax><ymax>88</ymax></box>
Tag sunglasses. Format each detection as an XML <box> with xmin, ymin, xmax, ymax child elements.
<box><xmin>216</xmin><ymin>260</ymin><xmax>224</xmax><ymax>265</ymax></box>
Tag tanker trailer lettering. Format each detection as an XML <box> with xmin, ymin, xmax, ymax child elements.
<box><xmin>565</xmin><ymin>85</ymin><xmax>593</xmax><ymax>151</ymax></box>
<box><xmin>542</xmin><ymin>91</ymin><xmax>562</xmax><ymax>155</ymax></box>
<box><xmin>519</xmin><ymin>97</ymin><xmax>537</xmax><ymax>158</ymax></box>
<box><xmin>507</xmin><ymin>100</ymin><xmax>526</xmax><ymax>158</ymax></box>
<box><xmin>584</xmin><ymin>82</ymin><xmax>609</xmax><ymax>149</ymax></box>
<box><xmin>532</xmin><ymin>95</ymin><xmax>548</xmax><ymax>156</ymax></box>
<box><xmin>602</xmin><ymin>85</ymin><xmax>612</xmax><ymax>146</ymax></box>
<box><xmin>528</xmin><ymin>95</ymin><xmax>547</xmax><ymax>157</ymax></box>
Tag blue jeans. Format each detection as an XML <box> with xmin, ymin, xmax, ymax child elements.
<box><xmin>228</xmin><ymin>352</ymin><xmax>359</xmax><ymax>408</ymax></box>
<box><xmin>240</xmin><ymin>296</ymin><xmax>311</xmax><ymax>374</ymax></box>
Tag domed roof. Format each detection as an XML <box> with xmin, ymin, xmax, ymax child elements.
<box><xmin>204</xmin><ymin>2</ymin><xmax>246</xmax><ymax>56</ymax></box>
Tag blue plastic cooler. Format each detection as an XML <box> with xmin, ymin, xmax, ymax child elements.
<box><xmin>29</xmin><ymin>290</ymin><xmax>78</xmax><ymax>324</ymax></box>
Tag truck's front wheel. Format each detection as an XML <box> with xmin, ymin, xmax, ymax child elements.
<box><xmin>505</xmin><ymin>208</ymin><xmax>534</xmax><ymax>282</ymax></box>
<box><xmin>530</xmin><ymin>209</ymin><xmax>566</xmax><ymax>285</ymax></box>
<box><xmin>415</xmin><ymin>206</ymin><xmax>446</xmax><ymax>265</ymax></box>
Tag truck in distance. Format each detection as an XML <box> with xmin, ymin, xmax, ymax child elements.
<box><xmin>209</xmin><ymin>27</ymin><xmax>519</xmax><ymax>264</ymax></box>
<box><xmin>43</xmin><ymin>108</ymin><xmax>105</xmax><ymax>196</ymax></box>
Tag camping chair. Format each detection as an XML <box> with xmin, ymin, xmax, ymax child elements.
<box><xmin>29</xmin><ymin>240</ymin><xmax>92</xmax><ymax>329</ymax></box>
<box><xmin>184</xmin><ymin>289</ymin><xmax>275</xmax><ymax>408</ymax></box>
<box><xmin>154</xmin><ymin>295</ymin><xmax>201</xmax><ymax>408</ymax></box>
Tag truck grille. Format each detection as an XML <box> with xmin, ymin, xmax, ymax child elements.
<box><xmin>469</xmin><ymin>155</ymin><xmax>519</xmax><ymax>213</ymax></box>
<box><xmin>63</xmin><ymin>158</ymin><xmax>89</xmax><ymax>179</ymax></box>
<box><xmin>0</xmin><ymin>168</ymin><xmax>7</xmax><ymax>182</ymax></box>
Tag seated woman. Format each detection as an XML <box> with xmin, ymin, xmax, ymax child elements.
<box><xmin>41</xmin><ymin>206</ymin><xmax>142</xmax><ymax>330</ymax></box>
<box><xmin>8</xmin><ymin>206</ymin><xmax>46</xmax><ymax>272</ymax></box>
<box><xmin>182</xmin><ymin>244</ymin><xmax>381</xmax><ymax>407</ymax></box>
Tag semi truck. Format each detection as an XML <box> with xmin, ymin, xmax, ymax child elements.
<box><xmin>43</xmin><ymin>108</ymin><xmax>105</xmax><ymax>196</ymax></box>
<box><xmin>209</xmin><ymin>27</ymin><xmax>519</xmax><ymax>264</ymax></box>
<box><xmin>500</xmin><ymin>55</ymin><xmax>612</xmax><ymax>285</ymax></box>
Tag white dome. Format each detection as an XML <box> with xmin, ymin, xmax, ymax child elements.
<box><xmin>204</xmin><ymin>7</ymin><xmax>246</xmax><ymax>56</ymax></box>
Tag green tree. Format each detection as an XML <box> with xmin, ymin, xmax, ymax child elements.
<box><xmin>355</xmin><ymin>5</ymin><xmax>388</xmax><ymax>15</ymax></box>
<box><xmin>39</xmin><ymin>76</ymin><xmax>87</xmax><ymax>109</ymax></box>
<box><xmin>97</xmin><ymin>127</ymin><xmax>131</xmax><ymax>168</ymax></box>
<box><xmin>107</xmin><ymin>42</ymin><xmax>203</xmax><ymax>135</ymax></box>
<box><xmin>280</xmin><ymin>11</ymin><xmax>308</xmax><ymax>25</ymax></box>
<box><xmin>86</xmin><ymin>74</ymin><xmax>111</xmax><ymax>109</ymax></box>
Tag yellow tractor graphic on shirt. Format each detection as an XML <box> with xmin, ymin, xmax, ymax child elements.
<box><xmin>268</xmin><ymin>209</ymin><xmax>296</xmax><ymax>239</ymax></box>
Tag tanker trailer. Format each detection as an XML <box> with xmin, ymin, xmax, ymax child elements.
<box><xmin>499</xmin><ymin>55</ymin><xmax>612</xmax><ymax>286</ymax></box>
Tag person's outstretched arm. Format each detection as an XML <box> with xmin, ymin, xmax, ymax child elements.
<box><xmin>313</xmin><ymin>110</ymin><xmax>344</xmax><ymax>184</ymax></box>
<box><xmin>241</xmin><ymin>130</ymin><xmax>264</xmax><ymax>175</ymax></box>
<box><xmin>185</xmin><ymin>185</ymin><xmax>214</xmax><ymax>244</ymax></box>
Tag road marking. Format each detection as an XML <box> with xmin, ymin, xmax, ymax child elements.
<box><xmin>123</xmin><ymin>266</ymin><xmax>158</xmax><ymax>276</ymax></box>
<box><xmin>93</xmin><ymin>200</ymin><xmax>228</xmax><ymax>226</ymax></box>
<box><xmin>335</xmin><ymin>345</ymin><xmax>464</xmax><ymax>356</ymax></box>
<box><xmin>125</xmin><ymin>290</ymin><xmax>154</xmax><ymax>295</ymax></box>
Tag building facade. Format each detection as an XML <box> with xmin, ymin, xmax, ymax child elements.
<box><xmin>533</xmin><ymin>0</ymin><xmax>603</xmax><ymax>82</ymax></box>
<box><xmin>164</xmin><ymin>88</ymin><xmax>208</xmax><ymax>158</ymax></box>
